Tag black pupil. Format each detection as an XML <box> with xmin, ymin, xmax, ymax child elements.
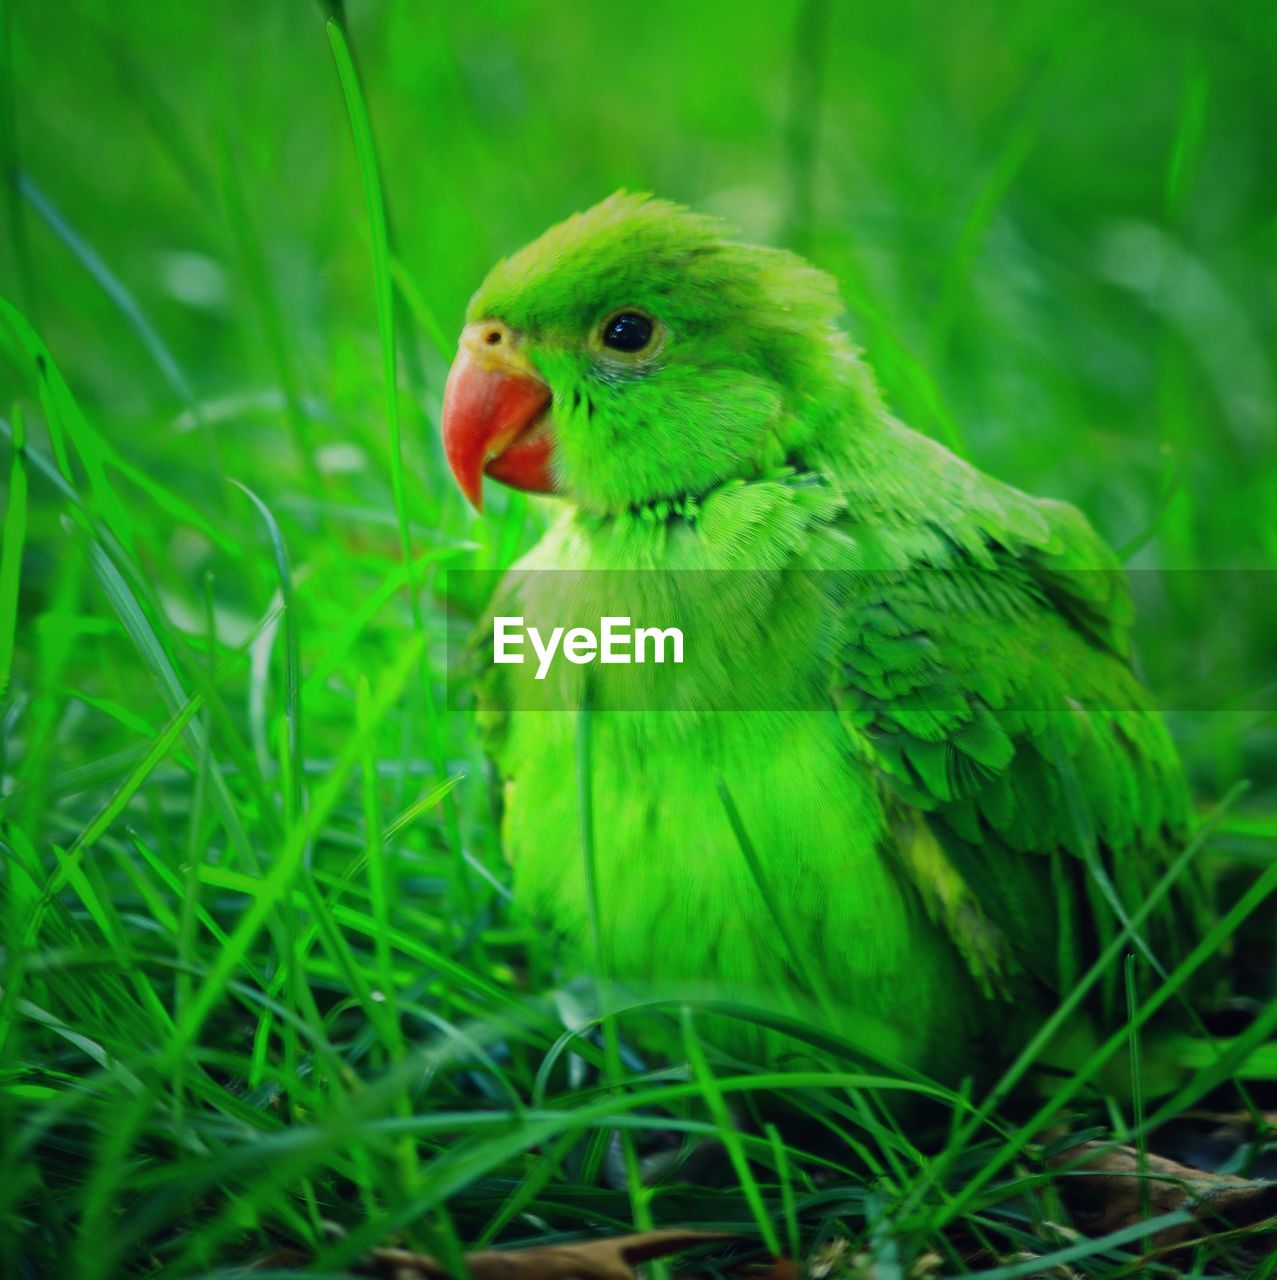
<box><xmin>603</xmin><ymin>312</ymin><xmax>653</xmax><ymax>352</ymax></box>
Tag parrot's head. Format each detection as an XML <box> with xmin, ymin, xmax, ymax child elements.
<box><xmin>441</xmin><ymin>192</ymin><xmax>852</xmax><ymax>513</ymax></box>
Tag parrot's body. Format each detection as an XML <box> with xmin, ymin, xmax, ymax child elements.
<box><xmin>440</xmin><ymin>194</ymin><xmax>1203</xmax><ymax>1082</ymax></box>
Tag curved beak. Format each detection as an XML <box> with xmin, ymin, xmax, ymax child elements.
<box><xmin>441</xmin><ymin>322</ymin><xmax>555</xmax><ymax>511</ymax></box>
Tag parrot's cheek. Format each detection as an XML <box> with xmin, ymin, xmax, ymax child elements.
<box><xmin>441</xmin><ymin>341</ymin><xmax>556</xmax><ymax>510</ymax></box>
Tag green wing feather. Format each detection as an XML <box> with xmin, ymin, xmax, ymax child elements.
<box><xmin>826</xmin><ymin>422</ymin><xmax>1204</xmax><ymax>1015</ymax></box>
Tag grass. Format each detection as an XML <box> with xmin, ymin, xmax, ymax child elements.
<box><xmin>1</xmin><ymin>1</ymin><xmax>1276</xmax><ymax>1277</ymax></box>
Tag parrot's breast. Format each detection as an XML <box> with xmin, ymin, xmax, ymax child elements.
<box><xmin>482</xmin><ymin>477</ymin><xmax>999</xmax><ymax>1074</ymax></box>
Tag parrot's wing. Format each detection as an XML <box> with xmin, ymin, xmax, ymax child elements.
<box><xmin>832</xmin><ymin>460</ymin><xmax>1203</xmax><ymax>1014</ymax></box>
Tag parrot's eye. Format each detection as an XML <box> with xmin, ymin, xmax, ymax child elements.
<box><xmin>601</xmin><ymin>311</ymin><xmax>654</xmax><ymax>353</ymax></box>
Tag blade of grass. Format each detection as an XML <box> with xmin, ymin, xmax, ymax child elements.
<box><xmin>574</xmin><ymin>689</ymin><xmax>653</xmax><ymax>1237</ymax></box>
<box><xmin>128</xmin><ymin>834</ymin><xmax>267</xmax><ymax>985</ymax></box>
<box><xmin>355</xmin><ymin>673</ymin><xmax>427</xmax><ymax>1204</ymax></box>
<box><xmin>2</xmin><ymin>528</ymin><xmax>83</xmax><ymax>852</ymax></box>
<box><xmin>0</xmin><ymin>299</ymin><xmax>136</xmax><ymax>554</ymax></box>
<box><xmin>109</xmin><ymin>46</ymin><xmax>215</xmax><ymax>206</ymax></box>
<box><xmin>99</xmin><ymin>440</ymin><xmax>241</xmax><ymax>558</ymax></box>
<box><xmin>358</xmin><ymin>672</ymin><xmax>402</xmax><ymax>1054</ymax></box>
<box><xmin>0</xmin><ymin>4</ymin><xmax>37</xmax><ymax>320</ymax></box>
<box><xmin>0</xmin><ymin>404</ymin><xmax>27</xmax><ymax>699</ymax></box>
<box><xmin>325</xmin><ymin>14</ymin><xmax>469</xmax><ymax>917</ymax></box>
<box><xmin>765</xmin><ymin>1121</ymin><xmax>801</xmax><ymax>1262</ymax></box>
<box><xmin>232</xmin><ymin>480</ymin><xmax>304</xmax><ymax>832</ymax></box>
<box><xmin>47</xmin><ymin>841</ymin><xmax>175</xmax><ymax>1036</ymax></box>
<box><xmin>19</xmin><ymin>174</ymin><xmax>199</xmax><ymax>413</ymax></box>
<box><xmin>957</xmin><ymin>1209</ymin><xmax>1193</xmax><ymax>1280</ymax></box>
<box><xmin>782</xmin><ymin>0</ymin><xmax>830</xmax><ymax>249</ymax></box>
<box><xmin>29</xmin><ymin>684</ymin><xmax>206</xmax><ymax>934</ymax></box>
<box><xmin>88</xmin><ymin>535</ymin><xmax>258</xmax><ymax>870</ymax></box>
<box><xmin>173</xmin><ymin>574</ymin><xmax>216</xmax><ymax>1121</ymax></box>
<box><xmin>324</xmin><ymin>19</ymin><xmax>408</xmax><ymax>595</ymax></box>
<box><xmin>681</xmin><ymin>1006</ymin><xmax>782</xmax><ymax>1256</ymax></box>
<box><xmin>1165</xmin><ymin>65</ymin><xmax>1210</xmax><ymax>221</ymax></box>
<box><xmin>1124</xmin><ymin>953</ymin><xmax>1150</xmax><ymax>1229</ymax></box>
<box><xmin>0</xmin><ymin>415</ymin><xmax>224</xmax><ymax>610</ymax></box>
<box><xmin>924</xmin><ymin>67</ymin><xmax>1055</xmax><ymax>381</ymax></box>
<box><xmin>383</xmin><ymin>773</ymin><xmax>463</xmax><ymax>842</ymax></box>
<box><xmin>390</xmin><ymin>254</ymin><xmax>450</xmax><ymax>357</ymax></box>
<box><xmin>1140</xmin><ymin>993</ymin><xmax>1277</xmax><ymax>1133</ymax></box>
<box><xmin>217</xmin><ymin>138</ymin><xmax>318</xmax><ymax>482</ymax></box>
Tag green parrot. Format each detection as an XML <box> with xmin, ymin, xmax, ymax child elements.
<box><xmin>440</xmin><ymin>192</ymin><xmax>1204</xmax><ymax>1086</ymax></box>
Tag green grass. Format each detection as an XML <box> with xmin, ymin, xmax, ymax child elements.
<box><xmin>1</xmin><ymin>1</ymin><xmax>1276</xmax><ymax>1276</ymax></box>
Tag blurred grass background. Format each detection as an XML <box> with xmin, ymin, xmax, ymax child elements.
<box><xmin>1</xmin><ymin>0</ymin><xmax>1275</xmax><ymax>1275</ymax></box>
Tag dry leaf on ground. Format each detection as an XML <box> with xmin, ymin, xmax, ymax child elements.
<box><xmin>1048</xmin><ymin>1139</ymin><xmax>1277</xmax><ymax>1251</ymax></box>
<box><xmin>278</xmin><ymin>1229</ymin><xmax>753</xmax><ymax>1280</ymax></box>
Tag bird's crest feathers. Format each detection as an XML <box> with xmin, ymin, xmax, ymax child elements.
<box><xmin>470</xmin><ymin>190</ymin><xmax>845</xmax><ymax>341</ymax></box>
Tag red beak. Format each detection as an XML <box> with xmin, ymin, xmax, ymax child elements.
<box><xmin>441</xmin><ymin>327</ymin><xmax>555</xmax><ymax>511</ymax></box>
